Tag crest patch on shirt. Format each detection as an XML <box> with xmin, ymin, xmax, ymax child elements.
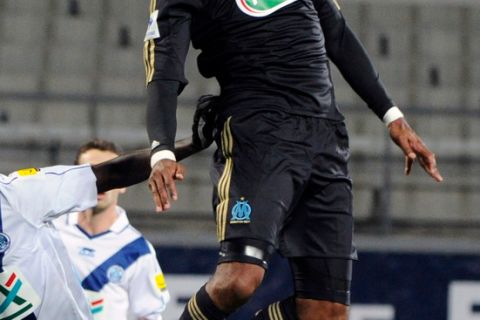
<box><xmin>106</xmin><ymin>265</ymin><xmax>124</xmax><ymax>284</ymax></box>
<box><xmin>235</xmin><ymin>0</ymin><xmax>299</xmax><ymax>17</ymax></box>
<box><xmin>0</xmin><ymin>232</ymin><xmax>10</xmax><ymax>253</ymax></box>
<box><xmin>0</xmin><ymin>267</ymin><xmax>40</xmax><ymax>320</ymax></box>
<box><xmin>144</xmin><ymin>10</ymin><xmax>160</xmax><ymax>41</ymax></box>
<box><xmin>16</xmin><ymin>168</ymin><xmax>40</xmax><ymax>177</ymax></box>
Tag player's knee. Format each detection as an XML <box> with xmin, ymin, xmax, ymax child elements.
<box><xmin>209</xmin><ymin>263</ymin><xmax>264</xmax><ymax>309</ymax></box>
<box><xmin>207</xmin><ymin>238</ymin><xmax>273</xmax><ymax>310</ymax></box>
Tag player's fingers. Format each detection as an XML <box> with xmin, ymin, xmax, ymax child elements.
<box><xmin>156</xmin><ymin>182</ymin><xmax>170</xmax><ymax>211</ymax></box>
<box><xmin>175</xmin><ymin>164</ymin><xmax>186</xmax><ymax>180</ymax></box>
<box><xmin>151</xmin><ymin>168</ymin><xmax>171</xmax><ymax>210</ymax></box>
<box><xmin>157</xmin><ymin>176</ymin><xmax>171</xmax><ymax>209</ymax></box>
<box><xmin>405</xmin><ymin>155</ymin><xmax>414</xmax><ymax>175</ymax></box>
<box><xmin>398</xmin><ymin>137</ymin><xmax>416</xmax><ymax>175</ymax></box>
<box><xmin>430</xmin><ymin>168</ymin><xmax>443</xmax><ymax>182</ymax></box>
<box><xmin>411</xmin><ymin>140</ymin><xmax>443</xmax><ymax>182</ymax></box>
<box><xmin>148</xmin><ymin>178</ymin><xmax>164</xmax><ymax>212</ymax></box>
<box><xmin>418</xmin><ymin>151</ymin><xmax>443</xmax><ymax>182</ymax></box>
<box><xmin>399</xmin><ymin>136</ymin><xmax>416</xmax><ymax>158</ymax></box>
<box><xmin>411</xmin><ymin>138</ymin><xmax>429</xmax><ymax>157</ymax></box>
<box><xmin>162</xmin><ymin>171</ymin><xmax>178</xmax><ymax>202</ymax></box>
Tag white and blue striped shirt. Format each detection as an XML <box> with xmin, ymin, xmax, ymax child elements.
<box><xmin>55</xmin><ymin>208</ymin><xmax>170</xmax><ymax>320</ymax></box>
<box><xmin>0</xmin><ymin>165</ymin><xmax>97</xmax><ymax>320</ymax></box>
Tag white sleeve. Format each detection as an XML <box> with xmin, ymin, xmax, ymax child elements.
<box><xmin>5</xmin><ymin>165</ymin><xmax>97</xmax><ymax>226</ymax></box>
<box><xmin>127</xmin><ymin>242</ymin><xmax>170</xmax><ymax>320</ymax></box>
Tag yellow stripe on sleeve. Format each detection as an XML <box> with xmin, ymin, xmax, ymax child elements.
<box><xmin>191</xmin><ymin>295</ymin><xmax>208</xmax><ymax>320</ymax></box>
<box><xmin>144</xmin><ymin>0</ymin><xmax>157</xmax><ymax>84</ymax></box>
<box><xmin>332</xmin><ymin>0</ymin><xmax>341</xmax><ymax>10</ymax></box>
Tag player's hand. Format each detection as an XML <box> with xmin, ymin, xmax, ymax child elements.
<box><xmin>148</xmin><ymin>159</ymin><xmax>186</xmax><ymax>212</ymax></box>
<box><xmin>192</xmin><ymin>94</ymin><xmax>219</xmax><ymax>150</ymax></box>
<box><xmin>388</xmin><ymin>118</ymin><xmax>443</xmax><ymax>182</ymax></box>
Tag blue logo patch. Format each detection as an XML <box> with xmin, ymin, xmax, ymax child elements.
<box><xmin>231</xmin><ymin>198</ymin><xmax>252</xmax><ymax>224</ymax></box>
<box><xmin>79</xmin><ymin>247</ymin><xmax>96</xmax><ymax>257</ymax></box>
<box><xmin>0</xmin><ymin>232</ymin><xmax>11</xmax><ymax>253</ymax></box>
<box><xmin>107</xmin><ymin>265</ymin><xmax>124</xmax><ymax>284</ymax></box>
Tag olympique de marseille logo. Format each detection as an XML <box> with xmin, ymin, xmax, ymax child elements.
<box><xmin>235</xmin><ymin>0</ymin><xmax>299</xmax><ymax>17</ymax></box>
<box><xmin>231</xmin><ymin>198</ymin><xmax>252</xmax><ymax>224</ymax></box>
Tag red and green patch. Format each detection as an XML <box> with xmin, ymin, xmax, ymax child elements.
<box><xmin>235</xmin><ymin>0</ymin><xmax>298</xmax><ymax>17</ymax></box>
<box><xmin>0</xmin><ymin>269</ymin><xmax>40</xmax><ymax>320</ymax></box>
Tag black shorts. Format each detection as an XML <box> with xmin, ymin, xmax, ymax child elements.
<box><xmin>211</xmin><ymin>110</ymin><xmax>357</xmax><ymax>260</ymax></box>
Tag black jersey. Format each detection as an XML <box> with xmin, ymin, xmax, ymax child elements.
<box><xmin>190</xmin><ymin>0</ymin><xmax>340</xmax><ymax>119</ymax></box>
<box><xmin>145</xmin><ymin>0</ymin><xmax>394</xmax><ymax>152</ymax></box>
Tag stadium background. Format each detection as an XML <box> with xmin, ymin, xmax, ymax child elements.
<box><xmin>0</xmin><ymin>0</ymin><xmax>479</xmax><ymax>319</ymax></box>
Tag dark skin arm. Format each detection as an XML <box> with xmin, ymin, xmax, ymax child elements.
<box><xmin>388</xmin><ymin>118</ymin><xmax>443</xmax><ymax>182</ymax></box>
<box><xmin>92</xmin><ymin>136</ymin><xmax>197</xmax><ymax>193</ymax></box>
<box><xmin>316</xmin><ymin>0</ymin><xmax>442</xmax><ymax>182</ymax></box>
<box><xmin>148</xmin><ymin>95</ymin><xmax>219</xmax><ymax>212</ymax></box>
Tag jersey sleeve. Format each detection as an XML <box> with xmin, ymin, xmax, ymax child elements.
<box><xmin>144</xmin><ymin>0</ymin><xmax>202</xmax><ymax>88</ymax></box>
<box><xmin>314</xmin><ymin>0</ymin><xmax>396</xmax><ymax>119</ymax></box>
<box><xmin>144</xmin><ymin>0</ymin><xmax>202</xmax><ymax>154</ymax></box>
<box><xmin>6</xmin><ymin>165</ymin><xmax>97</xmax><ymax>227</ymax></box>
<box><xmin>126</xmin><ymin>242</ymin><xmax>170</xmax><ymax>320</ymax></box>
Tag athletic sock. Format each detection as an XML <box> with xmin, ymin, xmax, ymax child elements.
<box><xmin>179</xmin><ymin>284</ymin><xmax>230</xmax><ymax>320</ymax></box>
<box><xmin>252</xmin><ymin>296</ymin><xmax>298</xmax><ymax>320</ymax></box>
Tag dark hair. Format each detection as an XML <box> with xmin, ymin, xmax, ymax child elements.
<box><xmin>74</xmin><ymin>139</ymin><xmax>121</xmax><ymax>164</ymax></box>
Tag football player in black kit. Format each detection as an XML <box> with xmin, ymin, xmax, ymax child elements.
<box><xmin>144</xmin><ymin>0</ymin><xmax>443</xmax><ymax>319</ymax></box>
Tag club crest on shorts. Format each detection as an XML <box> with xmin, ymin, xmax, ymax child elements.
<box><xmin>230</xmin><ymin>197</ymin><xmax>252</xmax><ymax>224</ymax></box>
<box><xmin>235</xmin><ymin>0</ymin><xmax>299</xmax><ymax>17</ymax></box>
<box><xmin>107</xmin><ymin>265</ymin><xmax>124</xmax><ymax>284</ymax></box>
<box><xmin>0</xmin><ymin>232</ymin><xmax>11</xmax><ymax>253</ymax></box>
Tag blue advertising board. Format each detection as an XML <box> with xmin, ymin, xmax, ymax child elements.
<box><xmin>156</xmin><ymin>246</ymin><xmax>480</xmax><ymax>320</ymax></box>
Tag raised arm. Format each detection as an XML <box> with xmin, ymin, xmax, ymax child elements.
<box><xmin>92</xmin><ymin>149</ymin><xmax>150</xmax><ymax>193</ymax></box>
<box><xmin>92</xmin><ymin>138</ymin><xmax>202</xmax><ymax>194</ymax></box>
<box><xmin>315</xmin><ymin>0</ymin><xmax>442</xmax><ymax>181</ymax></box>
<box><xmin>144</xmin><ymin>0</ymin><xmax>204</xmax><ymax>211</ymax></box>
<box><xmin>315</xmin><ymin>0</ymin><xmax>394</xmax><ymax>119</ymax></box>
<box><xmin>145</xmin><ymin>0</ymin><xmax>201</xmax><ymax>163</ymax></box>
<box><xmin>93</xmin><ymin>93</ymin><xmax>217</xmax><ymax>194</ymax></box>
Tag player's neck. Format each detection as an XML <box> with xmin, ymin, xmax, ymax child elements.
<box><xmin>78</xmin><ymin>206</ymin><xmax>118</xmax><ymax>236</ymax></box>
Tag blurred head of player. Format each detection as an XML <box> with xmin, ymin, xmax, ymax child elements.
<box><xmin>75</xmin><ymin>139</ymin><xmax>126</xmax><ymax>214</ymax></box>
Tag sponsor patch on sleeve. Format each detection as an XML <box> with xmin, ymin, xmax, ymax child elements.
<box><xmin>154</xmin><ymin>272</ymin><xmax>167</xmax><ymax>291</ymax></box>
<box><xmin>144</xmin><ymin>10</ymin><xmax>160</xmax><ymax>41</ymax></box>
<box><xmin>16</xmin><ymin>168</ymin><xmax>40</xmax><ymax>177</ymax></box>
<box><xmin>0</xmin><ymin>267</ymin><xmax>41</xmax><ymax>319</ymax></box>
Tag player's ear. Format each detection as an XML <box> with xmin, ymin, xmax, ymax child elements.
<box><xmin>119</xmin><ymin>187</ymin><xmax>127</xmax><ymax>194</ymax></box>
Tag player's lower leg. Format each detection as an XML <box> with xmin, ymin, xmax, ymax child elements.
<box><xmin>179</xmin><ymin>284</ymin><xmax>229</xmax><ymax>320</ymax></box>
<box><xmin>179</xmin><ymin>262</ymin><xmax>265</xmax><ymax>319</ymax></box>
<box><xmin>296</xmin><ymin>299</ymin><xmax>348</xmax><ymax>320</ymax></box>
<box><xmin>252</xmin><ymin>296</ymin><xmax>298</xmax><ymax>319</ymax></box>
<box><xmin>287</xmin><ymin>257</ymin><xmax>351</xmax><ymax>319</ymax></box>
<box><xmin>253</xmin><ymin>297</ymin><xmax>348</xmax><ymax>320</ymax></box>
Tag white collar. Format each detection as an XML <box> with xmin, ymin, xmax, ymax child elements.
<box><xmin>109</xmin><ymin>207</ymin><xmax>130</xmax><ymax>234</ymax></box>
